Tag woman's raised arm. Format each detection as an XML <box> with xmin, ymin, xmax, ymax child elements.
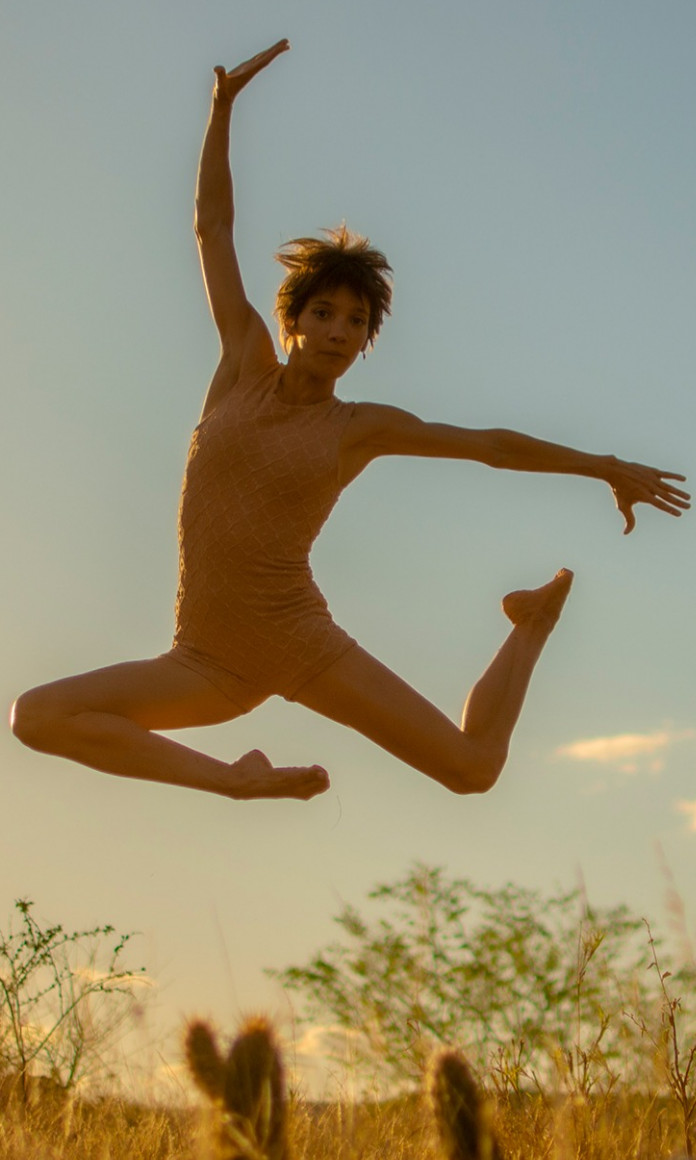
<box><xmin>195</xmin><ymin>41</ymin><xmax>289</xmax><ymax>415</ymax></box>
<box><xmin>342</xmin><ymin>402</ymin><xmax>690</xmax><ymax>534</ymax></box>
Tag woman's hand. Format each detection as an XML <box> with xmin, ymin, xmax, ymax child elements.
<box><xmin>213</xmin><ymin>39</ymin><xmax>290</xmax><ymax>104</ymax></box>
<box><xmin>604</xmin><ymin>457</ymin><xmax>690</xmax><ymax>534</ymax></box>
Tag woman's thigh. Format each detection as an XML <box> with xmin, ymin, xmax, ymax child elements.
<box><xmin>18</xmin><ymin>655</ymin><xmax>247</xmax><ymax>733</ymax></box>
<box><xmin>291</xmin><ymin>644</ymin><xmax>469</xmax><ymax>780</ymax></box>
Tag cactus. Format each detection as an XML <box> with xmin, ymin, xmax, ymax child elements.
<box><xmin>186</xmin><ymin>1012</ymin><xmax>506</xmax><ymax>1160</ymax></box>
<box><xmin>186</xmin><ymin>1015</ymin><xmax>289</xmax><ymax>1160</ymax></box>
<box><xmin>427</xmin><ymin>1049</ymin><xmax>505</xmax><ymax>1160</ymax></box>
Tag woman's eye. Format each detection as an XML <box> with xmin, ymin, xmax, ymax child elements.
<box><xmin>314</xmin><ymin>309</ymin><xmax>329</xmax><ymax>319</ymax></box>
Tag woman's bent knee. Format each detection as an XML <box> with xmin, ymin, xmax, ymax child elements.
<box><xmin>443</xmin><ymin>744</ymin><xmax>507</xmax><ymax>796</ymax></box>
<box><xmin>10</xmin><ymin>686</ymin><xmax>66</xmax><ymax>752</ymax></box>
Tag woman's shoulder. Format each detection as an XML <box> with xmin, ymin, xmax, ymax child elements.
<box><xmin>199</xmin><ymin>353</ymin><xmax>282</xmax><ymax>425</ymax></box>
<box><xmin>343</xmin><ymin>400</ymin><xmax>405</xmax><ymax>436</ymax></box>
<box><xmin>240</xmin><ymin>355</ymin><xmax>283</xmax><ymax>392</ymax></box>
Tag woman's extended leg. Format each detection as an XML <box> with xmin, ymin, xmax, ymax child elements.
<box><xmin>291</xmin><ymin>569</ymin><xmax>573</xmax><ymax>794</ymax></box>
<box><xmin>10</xmin><ymin>657</ymin><xmax>328</xmax><ymax>801</ymax></box>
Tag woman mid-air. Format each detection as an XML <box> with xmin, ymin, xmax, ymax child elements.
<box><xmin>11</xmin><ymin>41</ymin><xmax>690</xmax><ymax>803</ymax></box>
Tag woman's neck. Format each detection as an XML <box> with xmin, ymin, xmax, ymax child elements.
<box><xmin>278</xmin><ymin>350</ymin><xmax>337</xmax><ymax>405</ymax></box>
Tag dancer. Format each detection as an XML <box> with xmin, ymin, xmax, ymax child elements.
<box><xmin>11</xmin><ymin>41</ymin><xmax>689</xmax><ymax>802</ymax></box>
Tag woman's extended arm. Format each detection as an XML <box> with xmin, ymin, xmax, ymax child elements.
<box><xmin>344</xmin><ymin>402</ymin><xmax>690</xmax><ymax>534</ymax></box>
<box><xmin>195</xmin><ymin>41</ymin><xmax>288</xmax><ymax>416</ymax></box>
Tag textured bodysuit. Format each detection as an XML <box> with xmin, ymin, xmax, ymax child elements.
<box><xmin>169</xmin><ymin>359</ymin><xmax>357</xmax><ymax>710</ymax></box>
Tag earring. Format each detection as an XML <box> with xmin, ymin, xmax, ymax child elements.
<box><xmin>362</xmin><ymin>350</ymin><xmax>366</xmax><ymax>361</ymax></box>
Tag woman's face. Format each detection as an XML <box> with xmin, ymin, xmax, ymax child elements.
<box><xmin>290</xmin><ymin>286</ymin><xmax>369</xmax><ymax>375</ymax></box>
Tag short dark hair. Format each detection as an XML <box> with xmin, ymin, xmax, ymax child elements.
<box><xmin>274</xmin><ymin>225</ymin><xmax>392</xmax><ymax>351</ymax></box>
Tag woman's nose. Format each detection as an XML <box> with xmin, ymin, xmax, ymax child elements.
<box><xmin>328</xmin><ymin>318</ymin><xmax>348</xmax><ymax>341</ymax></box>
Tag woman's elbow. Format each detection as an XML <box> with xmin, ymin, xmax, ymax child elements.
<box><xmin>193</xmin><ymin>210</ymin><xmax>231</xmax><ymax>244</ymax></box>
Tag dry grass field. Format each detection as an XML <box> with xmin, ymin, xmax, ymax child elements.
<box><xmin>0</xmin><ymin>1075</ymin><xmax>692</xmax><ymax>1159</ymax></box>
<box><xmin>6</xmin><ymin>1013</ymin><xmax>687</xmax><ymax>1160</ymax></box>
<box><xmin>1</xmin><ymin>890</ymin><xmax>694</xmax><ymax>1159</ymax></box>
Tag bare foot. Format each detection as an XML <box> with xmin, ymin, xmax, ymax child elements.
<box><xmin>502</xmin><ymin>568</ymin><xmax>574</xmax><ymax>630</ymax></box>
<box><xmin>226</xmin><ymin>749</ymin><xmax>330</xmax><ymax>801</ymax></box>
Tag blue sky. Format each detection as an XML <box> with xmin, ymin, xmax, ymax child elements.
<box><xmin>2</xmin><ymin>0</ymin><xmax>694</xmax><ymax>1093</ymax></box>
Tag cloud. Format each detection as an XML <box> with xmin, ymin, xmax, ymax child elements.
<box><xmin>676</xmin><ymin>800</ymin><xmax>696</xmax><ymax>833</ymax></box>
<box><xmin>294</xmin><ymin>1023</ymin><xmax>361</xmax><ymax>1059</ymax></box>
<box><xmin>555</xmin><ymin>728</ymin><xmax>695</xmax><ymax>770</ymax></box>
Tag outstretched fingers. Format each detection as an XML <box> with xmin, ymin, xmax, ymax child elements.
<box><xmin>610</xmin><ymin>461</ymin><xmax>690</xmax><ymax>533</ymax></box>
<box><xmin>655</xmin><ymin>473</ymin><xmax>691</xmax><ymax>507</ymax></box>
<box><xmin>641</xmin><ymin>471</ymin><xmax>691</xmax><ymax>523</ymax></box>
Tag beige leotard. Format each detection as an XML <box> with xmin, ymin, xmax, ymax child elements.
<box><xmin>168</xmin><ymin>359</ymin><xmax>357</xmax><ymax>710</ymax></box>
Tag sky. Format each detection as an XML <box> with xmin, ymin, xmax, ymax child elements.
<box><xmin>2</xmin><ymin>0</ymin><xmax>695</xmax><ymax>1096</ymax></box>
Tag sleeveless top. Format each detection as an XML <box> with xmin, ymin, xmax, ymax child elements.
<box><xmin>172</xmin><ymin>360</ymin><xmax>357</xmax><ymax>704</ymax></box>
